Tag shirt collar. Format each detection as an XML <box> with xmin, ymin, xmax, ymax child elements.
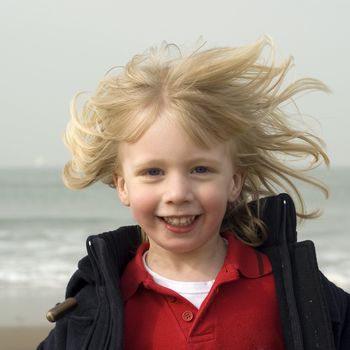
<box><xmin>121</xmin><ymin>240</ymin><xmax>150</xmax><ymax>302</ymax></box>
<box><xmin>221</xmin><ymin>231</ymin><xmax>272</xmax><ymax>278</ymax></box>
<box><xmin>121</xmin><ymin>231</ymin><xmax>272</xmax><ymax>302</ymax></box>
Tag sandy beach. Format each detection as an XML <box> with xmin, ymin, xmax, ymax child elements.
<box><xmin>0</xmin><ymin>326</ymin><xmax>52</xmax><ymax>350</ymax></box>
<box><xmin>0</xmin><ymin>288</ymin><xmax>58</xmax><ymax>350</ymax></box>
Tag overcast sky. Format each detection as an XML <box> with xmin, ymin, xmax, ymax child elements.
<box><xmin>1</xmin><ymin>0</ymin><xmax>349</xmax><ymax>168</ymax></box>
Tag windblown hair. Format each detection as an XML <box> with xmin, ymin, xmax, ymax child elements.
<box><xmin>63</xmin><ymin>36</ymin><xmax>330</xmax><ymax>245</ymax></box>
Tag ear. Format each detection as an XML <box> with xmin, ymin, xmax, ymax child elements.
<box><xmin>113</xmin><ymin>173</ymin><xmax>130</xmax><ymax>207</ymax></box>
<box><xmin>228</xmin><ymin>172</ymin><xmax>244</xmax><ymax>202</ymax></box>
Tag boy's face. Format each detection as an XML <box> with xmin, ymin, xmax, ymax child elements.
<box><xmin>114</xmin><ymin>114</ymin><xmax>243</xmax><ymax>256</ymax></box>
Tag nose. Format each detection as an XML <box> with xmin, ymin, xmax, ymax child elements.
<box><xmin>163</xmin><ymin>174</ymin><xmax>194</xmax><ymax>204</ymax></box>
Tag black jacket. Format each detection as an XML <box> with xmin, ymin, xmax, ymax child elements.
<box><xmin>38</xmin><ymin>194</ymin><xmax>350</xmax><ymax>349</ymax></box>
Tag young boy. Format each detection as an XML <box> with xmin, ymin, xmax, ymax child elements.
<box><xmin>38</xmin><ymin>37</ymin><xmax>349</xmax><ymax>349</ymax></box>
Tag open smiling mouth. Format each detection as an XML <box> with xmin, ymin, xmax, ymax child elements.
<box><xmin>159</xmin><ymin>215</ymin><xmax>198</xmax><ymax>227</ymax></box>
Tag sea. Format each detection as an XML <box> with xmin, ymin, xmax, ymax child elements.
<box><xmin>0</xmin><ymin>167</ymin><xmax>349</xmax><ymax>326</ymax></box>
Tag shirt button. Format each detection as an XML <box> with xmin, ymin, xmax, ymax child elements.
<box><xmin>182</xmin><ymin>311</ymin><xmax>194</xmax><ymax>322</ymax></box>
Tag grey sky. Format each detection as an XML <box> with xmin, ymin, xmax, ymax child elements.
<box><xmin>1</xmin><ymin>0</ymin><xmax>349</xmax><ymax>168</ymax></box>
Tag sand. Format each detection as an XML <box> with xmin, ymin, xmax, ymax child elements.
<box><xmin>0</xmin><ymin>288</ymin><xmax>59</xmax><ymax>349</ymax></box>
<box><xmin>0</xmin><ymin>326</ymin><xmax>52</xmax><ymax>350</ymax></box>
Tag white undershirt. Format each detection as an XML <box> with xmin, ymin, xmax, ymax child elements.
<box><xmin>143</xmin><ymin>251</ymin><xmax>214</xmax><ymax>309</ymax></box>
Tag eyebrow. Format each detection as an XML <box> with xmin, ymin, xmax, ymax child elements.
<box><xmin>132</xmin><ymin>157</ymin><xmax>224</xmax><ymax>169</ymax></box>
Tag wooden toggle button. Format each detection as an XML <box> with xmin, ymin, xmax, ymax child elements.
<box><xmin>46</xmin><ymin>297</ymin><xmax>78</xmax><ymax>323</ymax></box>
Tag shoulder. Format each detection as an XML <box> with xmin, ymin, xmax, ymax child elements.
<box><xmin>255</xmin><ymin>194</ymin><xmax>350</xmax><ymax>348</ymax></box>
<box><xmin>64</xmin><ymin>224</ymin><xmax>142</xmax><ymax>313</ymax></box>
<box><xmin>37</xmin><ymin>225</ymin><xmax>142</xmax><ymax>350</ymax></box>
<box><xmin>319</xmin><ymin>273</ymin><xmax>350</xmax><ymax>348</ymax></box>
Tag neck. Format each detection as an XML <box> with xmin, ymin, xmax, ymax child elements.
<box><xmin>145</xmin><ymin>234</ymin><xmax>227</xmax><ymax>282</ymax></box>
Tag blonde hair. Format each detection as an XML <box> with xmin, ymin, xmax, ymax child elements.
<box><xmin>63</xmin><ymin>36</ymin><xmax>330</xmax><ymax>245</ymax></box>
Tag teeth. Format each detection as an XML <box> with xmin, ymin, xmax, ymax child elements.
<box><xmin>163</xmin><ymin>216</ymin><xmax>196</xmax><ymax>226</ymax></box>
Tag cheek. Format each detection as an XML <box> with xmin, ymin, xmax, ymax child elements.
<box><xmin>127</xmin><ymin>187</ymin><xmax>158</xmax><ymax>220</ymax></box>
<box><xmin>200</xmin><ymin>186</ymin><xmax>230</xmax><ymax>214</ymax></box>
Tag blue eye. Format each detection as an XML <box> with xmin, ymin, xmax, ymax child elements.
<box><xmin>146</xmin><ymin>168</ymin><xmax>162</xmax><ymax>176</ymax></box>
<box><xmin>193</xmin><ymin>166</ymin><xmax>208</xmax><ymax>174</ymax></box>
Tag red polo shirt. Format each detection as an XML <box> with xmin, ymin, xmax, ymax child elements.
<box><xmin>121</xmin><ymin>232</ymin><xmax>285</xmax><ymax>349</ymax></box>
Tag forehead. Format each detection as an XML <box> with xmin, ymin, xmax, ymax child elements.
<box><xmin>118</xmin><ymin>115</ymin><xmax>232</xmax><ymax>165</ymax></box>
<box><xmin>121</xmin><ymin>105</ymin><xmax>229</xmax><ymax>147</ymax></box>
